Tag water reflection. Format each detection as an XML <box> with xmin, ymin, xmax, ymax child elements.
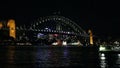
<box><xmin>35</xmin><ymin>47</ymin><xmax>70</xmax><ymax>67</ymax></box>
<box><xmin>99</xmin><ymin>53</ymin><xmax>107</xmax><ymax>68</ymax></box>
<box><xmin>6</xmin><ymin>46</ymin><xmax>15</xmax><ymax>68</ymax></box>
<box><xmin>116</xmin><ymin>54</ymin><xmax>120</xmax><ymax>67</ymax></box>
<box><xmin>35</xmin><ymin>48</ymin><xmax>51</xmax><ymax>67</ymax></box>
<box><xmin>99</xmin><ymin>52</ymin><xmax>120</xmax><ymax>68</ymax></box>
<box><xmin>7</xmin><ymin>46</ymin><xmax>15</xmax><ymax>63</ymax></box>
<box><xmin>0</xmin><ymin>46</ymin><xmax>100</xmax><ymax>68</ymax></box>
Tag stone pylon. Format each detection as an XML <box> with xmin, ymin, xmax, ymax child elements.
<box><xmin>7</xmin><ymin>19</ymin><xmax>16</xmax><ymax>39</ymax></box>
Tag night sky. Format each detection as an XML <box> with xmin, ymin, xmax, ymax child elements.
<box><xmin>0</xmin><ymin>0</ymin><xmax>120</xmax><ymax>39</ymax></box>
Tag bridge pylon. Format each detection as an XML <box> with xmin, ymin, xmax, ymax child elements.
<box><xmin>88</xmin><ymin>29</ymin><xmax>93</xmax><ymax>45</ymax></box>
<box><xmin>7</xmin><ymin>19</ymin><xmax>16</xmax><ymax>39</ymax></box>
<box><xmin>0</xmin><ymin>22</ymin><xmax>3</xmax><ymax>29</ymax></box>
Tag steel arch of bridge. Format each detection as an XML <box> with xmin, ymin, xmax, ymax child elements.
<box><xmin>29</xmin><ymin>15</ymin><xmax>88</xmax><ymax>37</ymax></box>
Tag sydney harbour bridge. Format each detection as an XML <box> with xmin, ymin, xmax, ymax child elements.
<box><xmin>0</xmin><ymin>15</ymin><xmax>93</xmax><ymax>45</ymax></box>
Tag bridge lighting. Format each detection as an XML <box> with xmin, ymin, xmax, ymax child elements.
<box><xmin>51</xmin><ymin>30</ymin><xmax>53</xmax><ymax>32</ymax></box>
<box><xmin>7</xmin><ymin>19</ymin><xmax>16</xmax><ymax>39</ymax></box>
<box><xmin>29</xmin><ymin>27</ymin><xmax>32</xmax><ymax>30</ymax></box>
<box><xmin>20</xmin><ymin>26</ymin><xmax>22</xmax><ymax>30</ymax></box>
<box><xmin>16</xmin><ymin>27</ymin><xmax>19</xmax><ymax>30</ymax></box>
<box><xmin>56</xmin><ymin>30</ymin><xmax>59</xmax><ymax>32</ymax></box>
<box><xmin>45</xmin><ymin>28</ymin><xmax>49</xmax><ymax>30</ymax></box>
<box><xmin>67</xmin><ymin>32</ymin><xmax>70</xmax><ymax>34</ymax></box>
<box><xmin>54</xmin><ymin>30</ymin><xmax>56</xmax><ymax>32</ymax></box>
<box><xmin>36</xmin><ymin>23</ymin><xmax>38</xmax><ymax>25</ymax></box>
<box><xmin>0</xmin><ymin>22</ymin><xmax>3</xmax><ymax>29</ymax></box>
<box><xmin>48</xmin><ymin>19</ymin><xmax>50</xmax><ymax>21</ymax></box>
<box><xmin>41</xmin><ymin>30</ymin><xmax>43</xmax><ymax>31</ymax></box>
<box><xmin>33</xmin><ymin>25</ymin><xmax>35</xmax><ymax>29</ymax></box>
<box><xmin>46</xmin><ymin>30</ymin><xmax>49</xmax><ymax>32</ymax></box>
<box><xmin>42</xmin><ymin>20</ymin><xmax>44</xmax><ymax>22</ymax></box>
<box><xmin>39</xmin><ymin>21</ymin><xmax>41</xmax><ymax>23</ymax></box>
<box><xmin>58</xmin><ymin>18</ymin><xmax>61</xmax><ymax>20</ymax></box>
<box><xmin>48</xmin><ymin>29</ymin><xmax>51</xmax><ymax>31</ymax></box>
<box><xmin>45</xmin><ymin>19</ymin><xmax>48</xmax><ymax>21</ymax></box>
<box><xmin>15</xmin><ymin>15</ymin><xmax>88</xmax><ymax>42</ymax></box>
<box><xmin>88</xmin><ymin>29</ymin><xmax>94</xmax><ymax>45</ymax></box>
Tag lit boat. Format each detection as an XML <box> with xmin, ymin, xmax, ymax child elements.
<box><xmin>99</xmin><ymin>44</ymin><xmax>120</xmax><ymax>52</ymax></box>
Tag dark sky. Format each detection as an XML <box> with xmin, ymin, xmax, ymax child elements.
<box><xmin>0</xmin><ymin>0</ymin><xmax>120</xmax><ymax>39</ymax></box>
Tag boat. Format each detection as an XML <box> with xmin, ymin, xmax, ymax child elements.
<box><xmin>99</xmin><ymin>44</ymin><xmax>120</xmax><ymax>53</ymax></box>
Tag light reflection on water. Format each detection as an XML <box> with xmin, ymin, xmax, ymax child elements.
<box><xmin>35</xmin><ymin>47</ymin><xmax>71</xmax><ymax>67</ymax></box>
<box><xmin>1</xmin><ymin>45</ymin><xmax>120</xmax><ymax>68</ymax></box>
<box><xmin>99</xmin><ymin>52</ymin><xmax>120</xmax><ymax>68</ymax></box>
<box><xmin>99</xmin><ymin>53</ymin><xmax>107</xmax><ymax>68</ymax></box>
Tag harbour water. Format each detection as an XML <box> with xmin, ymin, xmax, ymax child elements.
<box><xmin>0</xmin><ymin>45</ymin><xmax>120</xmax><ymax>68</ymax></box>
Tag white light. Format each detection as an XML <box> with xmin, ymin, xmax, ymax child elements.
<box><xmin>58</xmin><ymin>18</ymin><xmax>61</xmax><ymax>20</ymax></box>
<box><xmin>42</xmin><ymin>20</ymin><xmax>44</xmax><ymax>22</ymax></box>
<box><xmin>99</xmin><ymin>46</ymin><xmax>106</xmax><ymax>51</ymax></box>
<box><xmin>67</xmin><ymin>32</ymin><xmax>70</xmax><ymax>34</ymax></box>
<box><xmin>118</xmin><ymin>54</ymin><xmax>120</xmax><ymax>57</ymax></box>
<box><xmin>36</xmin><ymin>23</ymin><xmax>38</xmax><ymax>25</ymax></box>
<box><xmin>45</xmin><ymin>19</ymin><xmax>48</xmax><ymax>21</ymax></box>
<box><xmin>101</xmin><ymin>56</ymin><xmax>106</xmax><ymax>60</ymax></box>
<box><xmin>45</xmin><ymin>28</ymin><xmax>48</xmax><ymax>30</ymax></box>
<box><xmin>101</xmin><ymin>53</ymin><xmax>105</xmax><ymax>57</ymax></box>
<box><xmin>39</xmin><ymin>21</ymin><xmax>41</xmax><ymax>23</ymax></box>
<box><xmin>63</xmin><ymin>41</ymin><xmax>67</xmax><ymax>46</ymax></box>
<box><xmin>41</xmin><ymin>30</ymin><xmax>43</xmax><ymax>31</ymax></box>
<box><xmin>52</xmin><ymin>42</ymin><xmax>58</xmax><ymax>45</ymax></box>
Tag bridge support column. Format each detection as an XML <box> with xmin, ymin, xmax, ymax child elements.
<box><xmin>88</xmin><ymin>30</ymin><xmax>93</xmax><ymax>45</ymax></box>
<box><xmin>0</xmin><ymin>22</ymin><xmax>3</xmax><ymax>29</ymax></box>
<box><xmin>7</xmin><ymin>19</ymin><xmax>16</xmax><ymax>39</ymax></box>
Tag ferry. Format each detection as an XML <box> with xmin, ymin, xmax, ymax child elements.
<box><xmin>99</xmin><ymin>45</ymin><xmax>120</xmax><ymax>52</ymax></box>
